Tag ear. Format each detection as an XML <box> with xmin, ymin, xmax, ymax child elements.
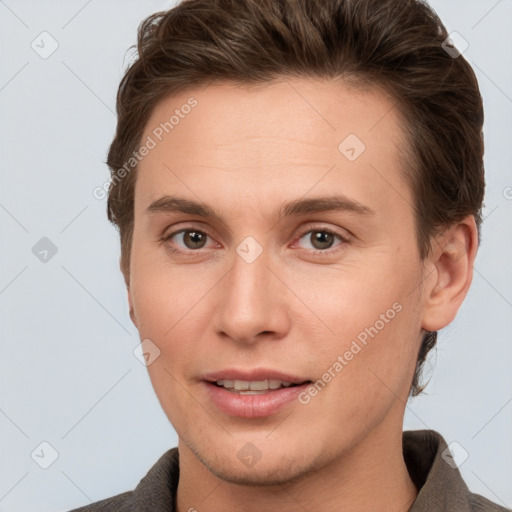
<box><xmin>421</xmin><ymin>215</ymin><xmax>479</xmax><ymax>332</ymax></box>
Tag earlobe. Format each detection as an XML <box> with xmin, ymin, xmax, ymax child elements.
<box><xmin>421</xmin><ymin>216</ymin><xmax>478</xmax><ymax>332</ymax></box>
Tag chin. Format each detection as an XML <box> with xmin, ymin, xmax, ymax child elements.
<box><xmin>203</xmin><ymin>456</ymin><xmax>312</xmax><ymax>487</ymax></box>
<box><xmin>188</xmin><ymin>438</ymin><xmax>326</xmax><ymax>487</ymax></box>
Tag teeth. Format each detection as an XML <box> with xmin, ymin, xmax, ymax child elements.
<box><xmin>235</xmin><ymin>380</ymin><xmax>250</xmax><ymax>390</ymax></box>
<box><xmin>268</xmin><ymin>379</ymin><xmax>282</xmax><ymax>389</ymax></box>
<box><xmin>215</xmin><ymin>379</ymin><xmax>296</xmax><ymax>391</ymax></box>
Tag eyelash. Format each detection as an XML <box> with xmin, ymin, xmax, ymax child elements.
<box><xmin>162</xmin><ymin>225</ymin><xmax>349</xmax><ymax>256</ymax></box>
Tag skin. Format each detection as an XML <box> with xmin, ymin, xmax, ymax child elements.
<box><xmin>126</xmin><ymin>77</ymin><xmax>477</xmax><ymax>511</ymax></box>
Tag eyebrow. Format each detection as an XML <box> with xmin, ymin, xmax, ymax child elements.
<box><xmin>146</xmin><ymin>194</ymin><xmax>375</xmax><ymax>220</ymax></box>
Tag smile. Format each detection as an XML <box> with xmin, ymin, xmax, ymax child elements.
<box><xmin>214</xmin><ymin>379</ymin><xmax>298</xmax><ymax>394</ymax></box>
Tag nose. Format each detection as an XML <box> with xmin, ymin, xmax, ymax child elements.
<box><xmin>212</xmin><ymin>243</ymin><xmax>290</xmax><ymax>346</ymax></box>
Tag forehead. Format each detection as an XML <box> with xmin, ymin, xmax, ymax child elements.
<box><xmin>134</xmin><ymin>77</ymin><xmax>411</xmax><ymax>218</ymax></box>
<box><xmin>141</xmin><ymin>77</ymin><xmax>402</xmax><ymax>156</ymax></box>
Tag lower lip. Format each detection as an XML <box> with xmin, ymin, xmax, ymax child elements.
<box><xmin>204</xmin><ymin>382</ymin><xmax>310</xmax><ymax>418</ymax></box>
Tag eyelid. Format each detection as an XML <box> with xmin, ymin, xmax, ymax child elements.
<box><xmin>162</xmin><ymin>225</ymin><xmax>218</xmax><ymax>251</ymax></box>
<box><xmin>295</xmin><ymin>223</ymin><xmax>351</xmax><ymax>241</ymax></box>
<box><xmin>292</xmin><ymin>224</ymin><xmax>349</xmax><ymax>254</ymax></box>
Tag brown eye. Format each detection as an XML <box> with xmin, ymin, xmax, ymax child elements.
<box><xmin>183</xmin><ymin>230</ymin><xmax>207</xmax><ymax>249</ymax></box>
<box><xmin>310</xmin><ymin>231</ymin><xmax>336</xmax><ymax>250</ymax></box>
<box><xmin>165</xmin><ymin>229</ymin><xmax>210</xmax><ymax>250</ymax></box>
<box><xmin>295</xmin><ymin>227</ymin><xmax>347</xmax><ymax>254</ymax></box>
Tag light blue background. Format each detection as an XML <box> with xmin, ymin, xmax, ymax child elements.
<box><xmin>1</xmin><ymin>1</ymin><xmax>511</xmax><ymax>510</ymax></box>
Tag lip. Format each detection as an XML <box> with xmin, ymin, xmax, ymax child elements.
<box><xmin>202</xmin><ymin>368</ymin><xmax>311</xmax><ymax>418</ymax></box>
<box><xmin>202</xmin><ymin>368</ymin><xmax>308</xmax><ymax>384</ymax></box>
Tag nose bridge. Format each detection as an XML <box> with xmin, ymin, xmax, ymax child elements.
<box><xmin>214</xmin><ymin>237</ymin><xmax>286</xmax><ymax>342</ymax></box>
<box><xmin>227</xmin><ymin>240</ymin><xmax>272</xmax><ymax>314</ymax></box>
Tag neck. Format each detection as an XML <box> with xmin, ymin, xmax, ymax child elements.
<box><xmin>176</xmin><ymin>423</ymin><xmax>418</xmax><ymax>512</ymax></box>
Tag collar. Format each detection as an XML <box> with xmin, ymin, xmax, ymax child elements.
<box><xmin>404</xmin><ymin>429</ymin><xmax>507</xmax><ymax>511</ymax></box>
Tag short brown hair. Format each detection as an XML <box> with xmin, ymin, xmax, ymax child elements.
<box><xmin>106</xmin><ymin>0</ymin><xmax>485</xmax><ymax>396</ymax></box>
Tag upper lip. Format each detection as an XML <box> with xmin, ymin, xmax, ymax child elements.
<box><xmin>202</xmin><ymin>368</ymin><xmax>310</xmax><ymax>384</ymax></box>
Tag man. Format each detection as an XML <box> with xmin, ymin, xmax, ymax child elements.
<box><xmin>71</xmin><ymin>0</ymin><xmax>509</xmax><ymax>510</ymax></box>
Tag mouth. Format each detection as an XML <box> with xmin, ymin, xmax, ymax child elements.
<box><xmin>211</xmin><ymin>379</ymin><xmax>307</xmax><ymax>394</ymax></box>
<box><xmin>202</xmin><ymin>370</ymin><xmax>312</xmax><ymax>417</ymax></box>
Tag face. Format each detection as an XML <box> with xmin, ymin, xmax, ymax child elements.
<box><xmin>128</xmin><ymin>77</ymin><xmax>428</xmax><ymax>485</ymax></box>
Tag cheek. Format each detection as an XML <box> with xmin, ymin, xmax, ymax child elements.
<box><xmin>129</xmin><ymin>245</ymin><xmax>210</xmax><ymax>337</ymax></box>
<box><xmin>293</xmin><ymin>263</ymin><xmax>423</xmax><ymax>402</ymax></box>
<box><xmin>299</xmin><ymin>310</ymin><xmax>420</xmax><ymax>451</ymax></box>
<box><xmin>128</xmin><ymin>253</ymin><xmax>227</xmax><ymax>404</ymax></box>
<box><xmin>330</xmin><ymin>298</ymin><xmax>421</xmax><ymax>411</ymax></box>
<box><xmin>282</xmin><ymin>259</ymin><xmax>411</xmax><ymax>339</ymax></box>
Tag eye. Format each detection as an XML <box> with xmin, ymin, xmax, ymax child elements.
<box><xmin>162</xmin><ymin>225</ymin><xmax>348</xmax><ymax>255</ymax></box>
<box><xmin>163</xmin><ymin>228</ymin><xmax>215</xmax><ymax>252</ymax></box>
<box><xmin>294</xmin><ymin>227</ymin><xmax>347</xmax><ymax>253</ymax></box>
